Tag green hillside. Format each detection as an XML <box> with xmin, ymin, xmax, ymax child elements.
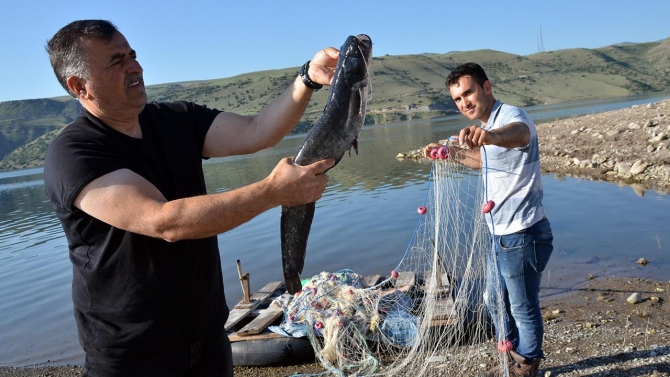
<box><xmin>1</xmin><ymin>37</ymin><xmax>669</xmax><ymax>171</ymax></box>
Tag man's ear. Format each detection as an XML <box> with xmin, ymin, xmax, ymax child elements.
<box><xmin>483</xmin><ymin>80</ymin><xmax>492</xmax><ymax>96</ymax></box>
<box><xmin>67</xmin><ymin>76</ymin><xmax>87</xmax><ymax>99</ymax></box>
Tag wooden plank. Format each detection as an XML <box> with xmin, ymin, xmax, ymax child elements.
<box><xmin>225</xmin><ymin>281</ymin><xmax>285</xmax><ymax>331</ymax></box>
<box><xmin>228</xmin><ymin>330</ymin><xmax>287</xmax><ymax>343</ymax></box>
<box><xmin>233</xmin><ymin>302</ymin><xmax>255</xmax><ymax>310</ymax></box>
<box><xmin>225</xmin><ymin>305</ymin><xmax>260</xmax><ymax>331</ymax></box>
<box><xmin>423</xmin><ymin>271</ymin><xmax>452</xmax><ymax>288</ymax></box>
<box><xmin>430</xmin><ymin>297</ymin><xmax>456</xmax><ymax>321</ymax></box>
<box><xmin>236</xmin><ymin>302</ymin><xmax>284</xmax><ymax>337</ymax></box>
<box><xmin>429</xmin><ymin>318</ymin><xmax>458</xmax><ymax>327</ymax></box>
<box><xmin>251</xmin><ymin>281</ymin><xmax>285</xmax><ymax>301</ymax></box>
<box><xmin>233</xmin><ymin>281</ymin><xmax>284</xmax><ymax>310</ymax></box>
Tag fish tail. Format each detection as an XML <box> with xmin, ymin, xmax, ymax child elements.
<box><xmin>284</xmin><ymin>276</ymin><xmax>304</xmax><ymax>296</ymax></box>
<box><xmin>280</xmin><ymin>202</ymin><xmax>316</xmax><ymax>294</ymax></box>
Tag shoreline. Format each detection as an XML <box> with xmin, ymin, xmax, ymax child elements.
<box><xmin>398</xmin><ymin>99</ymin><xmax>670</xmax><ymax>195</ymax></box>
<box><xmin>2</xmin><ymin>276</ymin><xmax>668</xmax><ymax>377</ymax></box>
<box><xmin>3</xmin><ymin>100</ymin><xmax>670</xmax><ymax>377</ymax></box>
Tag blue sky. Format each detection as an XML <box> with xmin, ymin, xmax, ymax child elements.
<box><xmin>2</xmin><ymin>0</ymin><xmax>669</xmax><ymax>103</ymax></box>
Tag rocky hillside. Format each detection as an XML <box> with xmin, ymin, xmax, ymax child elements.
<box><xmin>538</xmin><ymin>99</ymin><xmax>670</xmax><ymax>193</ymax></box>
<box><xmin>1</xmin><ymin>37</ymin><xmax>669</xmax><ymax>171</ymax></box>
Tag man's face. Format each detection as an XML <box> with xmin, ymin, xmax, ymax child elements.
<box><xmin>448</xmin><ymin>75</ymin><xmax>491</xmax><ymax>122</ymax></box>
<box><xmin>80</xmin><ymin>31</ymin><xmax>147</xmax><ymax>117</ymax></box>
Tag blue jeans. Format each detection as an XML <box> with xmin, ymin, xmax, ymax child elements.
<box><xmin>485</xmin><ymin>217</ymin><xmax>553</xmax><ymax>360</ymax></box>
<box><xmin>82</xmin><ymin>330</ymin><xmax>233</xmax><ymax>377</ymax></box>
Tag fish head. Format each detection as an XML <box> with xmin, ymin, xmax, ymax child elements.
<box><xmin>351</xmin><ymin>34</ymin><xmax>373</xmax><ymax>61</ymax></box>
<box><xmin>338</xmin><ymin>34</ymin><xmax>372</xmax><ymax>88</ymax></box>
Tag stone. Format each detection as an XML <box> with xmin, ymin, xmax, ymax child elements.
<box><xmin>630</xmin><ymin>160</ymin><xmax>648</xmax><ymax>175</ymax></box>
<box><xmin>650</xmin><ymin>133</ymin><xmax>667</xmax><ymax>143</ymax></box>
<box><xmin>627</xmin><ymin>292</ymin><xmax>643</xmax><ymax>304</ymax></box>
<box><xmin>615</xmin><ymin>162</ymin><xmax>631</xmax><ymax>177</ymax></box>
<box><xmin>606</xmin><ymin>129</ymin><xmax>620</xmax><ymax>137</ymax></box>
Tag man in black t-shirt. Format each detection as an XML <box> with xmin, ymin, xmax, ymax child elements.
<box><xmin>44</xmin><ymin>19</ymin><xmax>338</xmax><ymax>377</ymax></box>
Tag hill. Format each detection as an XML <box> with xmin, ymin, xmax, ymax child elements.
<box><xmin>0</xmin><ymin>37</ymin><xmax>669</xmax><ymax>171</ymax></box>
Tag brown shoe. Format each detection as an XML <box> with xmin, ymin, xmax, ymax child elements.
<box><xmin>509</xmin><ymin>350</ymin><xmax>541</xmax><ymax>377</ymax></box>
<box><xmin>478</xmin><ymin>351</ymin><xmax>541</xmax><ymax>377</ymax></box>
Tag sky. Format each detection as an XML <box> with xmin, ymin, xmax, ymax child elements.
<box><xmin>1</xmin><ymin>0</ymin><xmax>669</xmax><ymax>103</ymax></box>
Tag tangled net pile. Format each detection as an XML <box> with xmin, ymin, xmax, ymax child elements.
<box><xmin>273</xmin><ymin>158</ymin><xmax>509</xmax><ymax>376</ymax></box>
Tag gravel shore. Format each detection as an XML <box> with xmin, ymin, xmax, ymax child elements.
<box><xmin>3</xmin><ymin>101</ymin><xmax>670</xmax><ymax>377</ymax></box>
<box><xmin>537</xmin><ymin>99</ymin><xmax>670</xmax><ymax>194</ymax></box>
<box><xmin>2</xmin><ymin>277</ymin><xmax>668</xmax><ymax>377</ymax></box>
<box><xmin>399</xmin><ymin>99</ymin><xmax>670</xmax><ymax>194</ymax></box>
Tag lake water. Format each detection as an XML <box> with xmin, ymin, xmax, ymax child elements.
<box><xmin>1</xmin><ymin>92</ymin><xmax>670</xmax><ymax>367</ymax></box>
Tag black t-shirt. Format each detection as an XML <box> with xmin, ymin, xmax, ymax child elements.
<box><xmin>43</xmin><ymin>101</ymin><xmax>228</xmax><ymax>360</ymax></box>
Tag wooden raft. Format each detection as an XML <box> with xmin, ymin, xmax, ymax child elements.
<box><xmin>225</xmin><ymin>271</ymin><xmax>459</xmax><ymax>343</ymax></box>
<box><xmin>225</xmin><ymin>281</ymin><xmax>286</xmax><ymax>342</ymax></box>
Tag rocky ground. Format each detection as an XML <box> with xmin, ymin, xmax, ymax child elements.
<box><xmin>3</xmin><ymin>100</ymin><xmax>670</xmax><ymax>377</ymax></box>
<box><xmin>537</xmin><ymin>99</ymin><xmax>670</xmax><ymax>195</ymax></box>
<box><xmin>2</xmin><ymin>277</ymin><xmax>668</xmax><ymax>377</ymax></box>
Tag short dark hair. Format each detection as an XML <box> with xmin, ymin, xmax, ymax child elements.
<box><xmin>446</xmin><ymin>62</ymin><xmax>489</xmax><ymax>88</ymax></box>
<box><xmin>46</xmin><ymin>20</ymin><xmax>118</xmax><ymax>97</ymax></box>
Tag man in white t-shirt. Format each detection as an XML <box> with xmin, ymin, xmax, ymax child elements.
<box><xmin>424</xmin><ymin>62</ymin><xmax>553</xmax><ymax>377</ymax></box>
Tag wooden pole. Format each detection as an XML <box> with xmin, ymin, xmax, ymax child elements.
<box><xmin>236</xmin><ymin>259</ymin><xmax>251</xmax><ymax>303</ymax></box>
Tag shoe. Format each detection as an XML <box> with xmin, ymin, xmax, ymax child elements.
<box><xmin>508</xmin><ymin>350</ymin><xmax>541</xmax><ymax>377</ymax></box>
<box><xmin>478</xmin><ymin>350</ymin><xmax>541</xmax><ymax>377</ymax></box>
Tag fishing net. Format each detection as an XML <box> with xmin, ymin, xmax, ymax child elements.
<box><xmin>272</xmin><ymin>155</ymin><xmax>511</xmax><ymax>376</ymax></box>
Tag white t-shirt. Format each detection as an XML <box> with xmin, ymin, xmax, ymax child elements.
<box><xmin>480</xmin><ymin>100</ymin><xmax>545</xmax><ymax>235</ymax></box>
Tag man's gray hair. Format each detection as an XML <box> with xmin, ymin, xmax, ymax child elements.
<box><xmin>46</xmin><ymin>20</ymin><xmax>118</xmax><ymax>97</ymax></box>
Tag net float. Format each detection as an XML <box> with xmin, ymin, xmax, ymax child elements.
<box><xmin>482</xmin><ymin>200</ymin><xmax>495</xmax><ymax>213</ymax></box>
<box><xmin>498</xmin><ymin>339</ymin><xmax>513</xmax><ymax>352</ymax></box>
<box><xmin>437</xmin><ymin>146</ymin><xmax>448</xmax><ymax>159</ymax></box>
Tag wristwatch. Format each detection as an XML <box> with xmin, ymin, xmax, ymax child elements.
<box><xmin>300</xmin><ymin>60</ymin><xmax>323</xmax><ymax>90</ymax></box>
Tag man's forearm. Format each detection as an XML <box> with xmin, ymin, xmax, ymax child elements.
<box><xmin>450</xmin><ymin>145</ymin><xmax>482</xmax><ymax>169</ymax></box>
<box><xmin>489</xmin><ymin>122</ymin><xmax>530</xmax><ymax>149</ymax></box>
<box><xmin>155</xmin><ymin>178</ymin><xmax>279</xmax><ymax>242</ymax></box>
<box><xmin>253</xmin><ymin>76</ymin><xmax>314</xmax><ymax>146</ymax></box>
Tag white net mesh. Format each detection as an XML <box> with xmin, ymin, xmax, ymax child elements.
<box><xmin>273</xmin><ymin>158</ymin><xmax>510</xmax><ymax>376</ymax></box>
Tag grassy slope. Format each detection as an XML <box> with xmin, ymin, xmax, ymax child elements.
<box><xmin>1</xmin><ymin>38</ymin><xmax>668</xmax><ymax>170</ymax></box>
